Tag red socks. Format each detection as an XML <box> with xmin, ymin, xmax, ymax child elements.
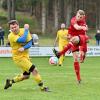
<box><xmin>59</xmin><ymin>42</ymin><xmax>73</xmax><ymax>55</ymax></box>
<box><xmin>74</xmin><ymin>62</ymin><xmax>81</xmax><ymax>81</ymax></box>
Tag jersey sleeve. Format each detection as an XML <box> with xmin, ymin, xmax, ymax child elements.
<box><xmin>71</xmin><ymin>18</ymin><xmax>77</xmax><ymax>26</ymax></box>
<box><xmin>23</xmin><ymin>40</ymin><xmax>32</xmax><ymax>49</ymax></box>
<box><xmin>26</xmin><ymin>31</ymin><xmax>32</xmax><ymax>42</ymax></box>
<box><xmin>17</xmin><ymin>29</ymin><xmax>29</xmax><ymax>43</ymax></box>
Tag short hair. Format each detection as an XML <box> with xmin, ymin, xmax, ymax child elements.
<box><xmin>8</xmin><ymin>20</ymin><xmax>19</xmax><ymax>26</ymax></box>
<box><xmin>77</xmin><ymin>10</ymin><xmax>85</xmax><ymax>15</ymax></box>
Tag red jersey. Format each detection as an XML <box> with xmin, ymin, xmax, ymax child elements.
<box><xmin>68</xmin><ymin>16</ymin><xmax>86</xmax><ymax>36</ymax></box>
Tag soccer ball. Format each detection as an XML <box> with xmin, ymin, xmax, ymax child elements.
<box><xmin>49</xmin><ymin>56</ymin><xmax>58</xmax><ymax>65</ymax></box>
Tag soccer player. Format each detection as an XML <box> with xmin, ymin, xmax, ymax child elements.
<box><xmin>54</xmin><ymin>23</ymin><xmax>69</xmax><ymax>66</ymax></box>
<box><xmin>53</xmin><ymin>10</ymin><xmax>89</xmax><ymax>83</ymax></box>
<box><xmin>4</xmin><ymin>20</ymin><xmax>50</xmax><ymax>92</ymax></box>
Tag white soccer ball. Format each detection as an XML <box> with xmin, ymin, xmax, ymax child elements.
<box><xmin>49</xmin><ymin>56</ymin><xmax>58</xmax><ymax>65</ymax></box>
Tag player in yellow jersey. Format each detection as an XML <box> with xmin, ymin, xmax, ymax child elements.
<box><xmin>4</xmin><ymin>20</ymin><xmax>50</xmax><ymax>92</ymax></box>
<box><xmin>54</xmin><ymin>23</ymin><xmax>69</xmax><ymax>66</ymax></box>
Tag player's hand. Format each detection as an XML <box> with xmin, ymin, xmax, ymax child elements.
<box><xmin>18</xmin><ymin>47</ymin><xmax>25</xmax><ymax>52</ymax></box>
<box><xmin>82</xmin><ymin>26</ymin><xmax>88</xmax><ymax>31</ymax></box>
<box><xmin>86</xmin><ymin>25</ymin><xmax>88</xmax><ymax>30</ymax></box>
<box><xmin>24</xmin><ymin>24</ymin><xmax>29</xmax><ymax>30</ymax></box>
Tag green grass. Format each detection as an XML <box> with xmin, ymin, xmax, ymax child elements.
<box><xmin>0</xmin><ymin>57</ymin><xmax>100</xmax><ymax>100</ymax></box>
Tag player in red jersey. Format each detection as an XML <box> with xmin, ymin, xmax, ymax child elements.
<box><xmin>53</xmin><ymin>10</ymin><xmax>89</xmax><ymax>83</ymax></box>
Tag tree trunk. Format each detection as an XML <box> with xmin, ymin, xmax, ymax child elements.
<box><xmin>11</xmin><ymin>0</ymin><xmax>16</xmax><ymax>19</ymax></box>
<box><xmin>54</xmin><ymin>0</ymin><xmax>59</xmax><ymax>30</ymax></box>
<box><xmin>0</xmin><ymin>0</ymin><xmax>3</xmax><ymax>8</ymax></box>
<box><xmin>60</xmin><ymin>0</ymin><xmax>65</xmax><ymax>22</ymax></box>
<box><xmin>66</xmin><ymin>0</ymin><xmax>72</xmax><ymax>28</ymax></box>
<box><xmin>41</xmin><ymin>0</ymin><xmax>46</xmax><ymax>34</ymax></box>
<box><xmin>7</xmin><ymin>0</ymin><xmax>16</xmax><ymax>20</ymax></box>
<box><xmin>7</xmin><ymin>0</ymin><xmax>12</xmax><ymax>20</ymax></box>
<box><xmin>96</xmin><ymin>1</ymin><xmax>100</xmax><ymax>29</ymax></box>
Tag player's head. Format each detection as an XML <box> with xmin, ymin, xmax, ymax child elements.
<box><xmin>8</xmin><ymin>20</ymin><xmax>19</xmax><ymax>34</ymax></box>
<box><xmin>97</xmin><ymin>29</ymin><xmax>100</xmax><ymax>33</ymax></box>
<box><xmin>76</xmin><ymin>10</ymin><xmax>85</xmax><ymax>21</ymax></box>
<box><xmin>0</xmin><ymin>27</ymin><xmax>2</xmax><ymax>29</ymax></box>
<box><xmin>60</xmin><ymin>23</ymin><xmax>66</xmax><ymax>29</ymax></box>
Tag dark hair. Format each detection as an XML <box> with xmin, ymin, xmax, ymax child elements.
<box><xmin>8</xmin><ymin>20</ymin><xmax>19</xmax><ymax>26</ymax></box>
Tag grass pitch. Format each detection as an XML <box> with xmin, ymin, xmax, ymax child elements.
<box><xmin>0</xmin><ymin>57</ymin><xmax>100</xmax><ymax>100</ymax></box>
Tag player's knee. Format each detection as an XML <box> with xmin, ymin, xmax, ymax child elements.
<box><xmin>24</xmin><ymin>75</ymin><xmax>30</xmax><ymax>79</ymax></box>
<box><xmin>70</xmin><ymin>36</ymin><xmax>79</xmax><ymax>45</ymax></box>
<box><xmin>73</xmin><ymin>54</ymin><xmax>78</xmax><ymax>62</ymax></box>
<box><xmin>23</xmin><ymin>71</ymin><xmax>30</xmax><ymax>79</ymax></box>
<box><xmin>29</xmin><ymin>64</ymin><xmax>35</xmax><ymax>72</ymax></box>
<box><xmin>73</xmin><ymin>56</ymin><xmax>78</xmax><ymax>62</ymax></box>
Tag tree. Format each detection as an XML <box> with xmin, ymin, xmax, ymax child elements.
<box><xmin>96</xmin><ymin>0</ymin><xmax>100</xmax><ymax>29</ymax></box>
<box><xmin>7</xmin><ymin>0</ymin><xmax>16</xmax><ymax>20</ymax></box>
<box><xmin>59</xmin><ymin>0</ymin><xmax>65</xmax><ymax>22</ymax></box>
<box><xmin>0</xmin><ymin>0</ymin><xmax>3</xmax><ymax>8</ymax></box>
<box><xmin>41</xmin><ymin>0</ymin><xmax>47</xmax><ymax>34</ymax></box>
<box><xmin>11</xmin><ymin>0</ymin><xmax>15</xmax><ymax>19</ymax></box>
<box><xmin>65</xmin><ymin>0</ymin><xmax>73</xmax><ymax>28</ymax></box>
<box><xmin>30</xmin><ymin>0</ymin><xmax>37</xmax><ymax>16</ymax></box>
<box><xmin>54</xmin><ymin>0</ymin><xmax>59</xmax><ymax>30</ymax></box>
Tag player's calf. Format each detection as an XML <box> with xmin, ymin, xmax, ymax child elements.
<box><xmin>29</xmin><ymin>65</ymin><xmax>51</xmax><ymax>92</ymax></box>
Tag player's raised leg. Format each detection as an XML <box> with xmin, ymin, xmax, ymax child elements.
<box><xmin>53</xmin><ymin>36</ymin><xmax>80</xmax><ymax>58</ymax></box>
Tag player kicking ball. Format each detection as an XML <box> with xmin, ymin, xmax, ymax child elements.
<box><xmin>53</xmin><ymin>10</ymin><xmax>89</xmax><ymax>84</ymax></box>
<box><xmin>4</xmin><ymin>20</ymin><xmax>50</xmax><ymax>92</ymax></box>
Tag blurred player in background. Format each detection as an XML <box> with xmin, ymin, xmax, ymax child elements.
<box><xmin>54</xmin><ymin>23</ymin><xmax>69</xmax><ymax>66</ymax></box>
<box><xmin>4</xmin><ymin>20</ymin><xmax>50</xmax><ymax>92</ymax></box>
<box><xmin>53</xmin><ymin>10</ymin><xmax>89</xmax><ymax>83</ymax></box>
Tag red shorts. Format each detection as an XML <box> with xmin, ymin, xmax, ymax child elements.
<box><xmin>71</xmin><ymin>35</ymin><xmax>88</xmax><ymax>52</ymax></box>
<box><xmin>79</xmin><ymin>35</ymin><xmax>88</xmax><ymax>52</ymax></box>
<box><xmin>79</xmin><ymin>35</ymin><xmax>88</xmax><ymax>45</ymax></box>
<box><xmin>79</xmin><ymin>43</ymin><xmax>87</xmax><ymax>52</ymax></box>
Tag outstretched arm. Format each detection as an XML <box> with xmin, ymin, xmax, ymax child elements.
<box><xmin>17</xmin><ymin>24</ymin><xmax>29</xmax><ymax>43</ymax></box>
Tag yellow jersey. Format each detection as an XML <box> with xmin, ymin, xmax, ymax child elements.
<box><xmin>8</xmin><ymin>28</ymin><xmax>32</xmax><ymax>60</ymax></box>
<box><xmin>57</xmin><ymin>29</ymin><xmax>68</xmax><ymax>45</ymax></box>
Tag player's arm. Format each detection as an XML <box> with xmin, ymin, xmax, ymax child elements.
<box><xmin>85</xmin><ymin>25</ymin><xmax>88</xmax><ymax>31</ymax></box>
<box><xmin>17</xmin><ymin>24</ymin><xmax>29</xmax><ymax>43</ymax></box>
<box><xmin>18</xmin><ymin>39</ymin><xmax>32</xmax><ymax>52</ymax></box>
<box><xmin>54</xmin><ymin>31</ymin><xmax>59</xmax><ymax>47</ymax></box>
<box><xmin>23</xmin><ymin>40</ymin><xmax>32</xmax><ymax>49</ymax></box>
<box><xmin>54</xmin><ymin>36</ymin><xmax>58</xmax><ymax>47</ymax></box>
<box><xmin>74</xmin><ymin>23</ymin><xmax>88</xmax><ymax>31</ymax></box>
<box><xmin>71</xmin><ymin>18</ymin><xmax>88</xmax><ymax>31</ymax></box>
